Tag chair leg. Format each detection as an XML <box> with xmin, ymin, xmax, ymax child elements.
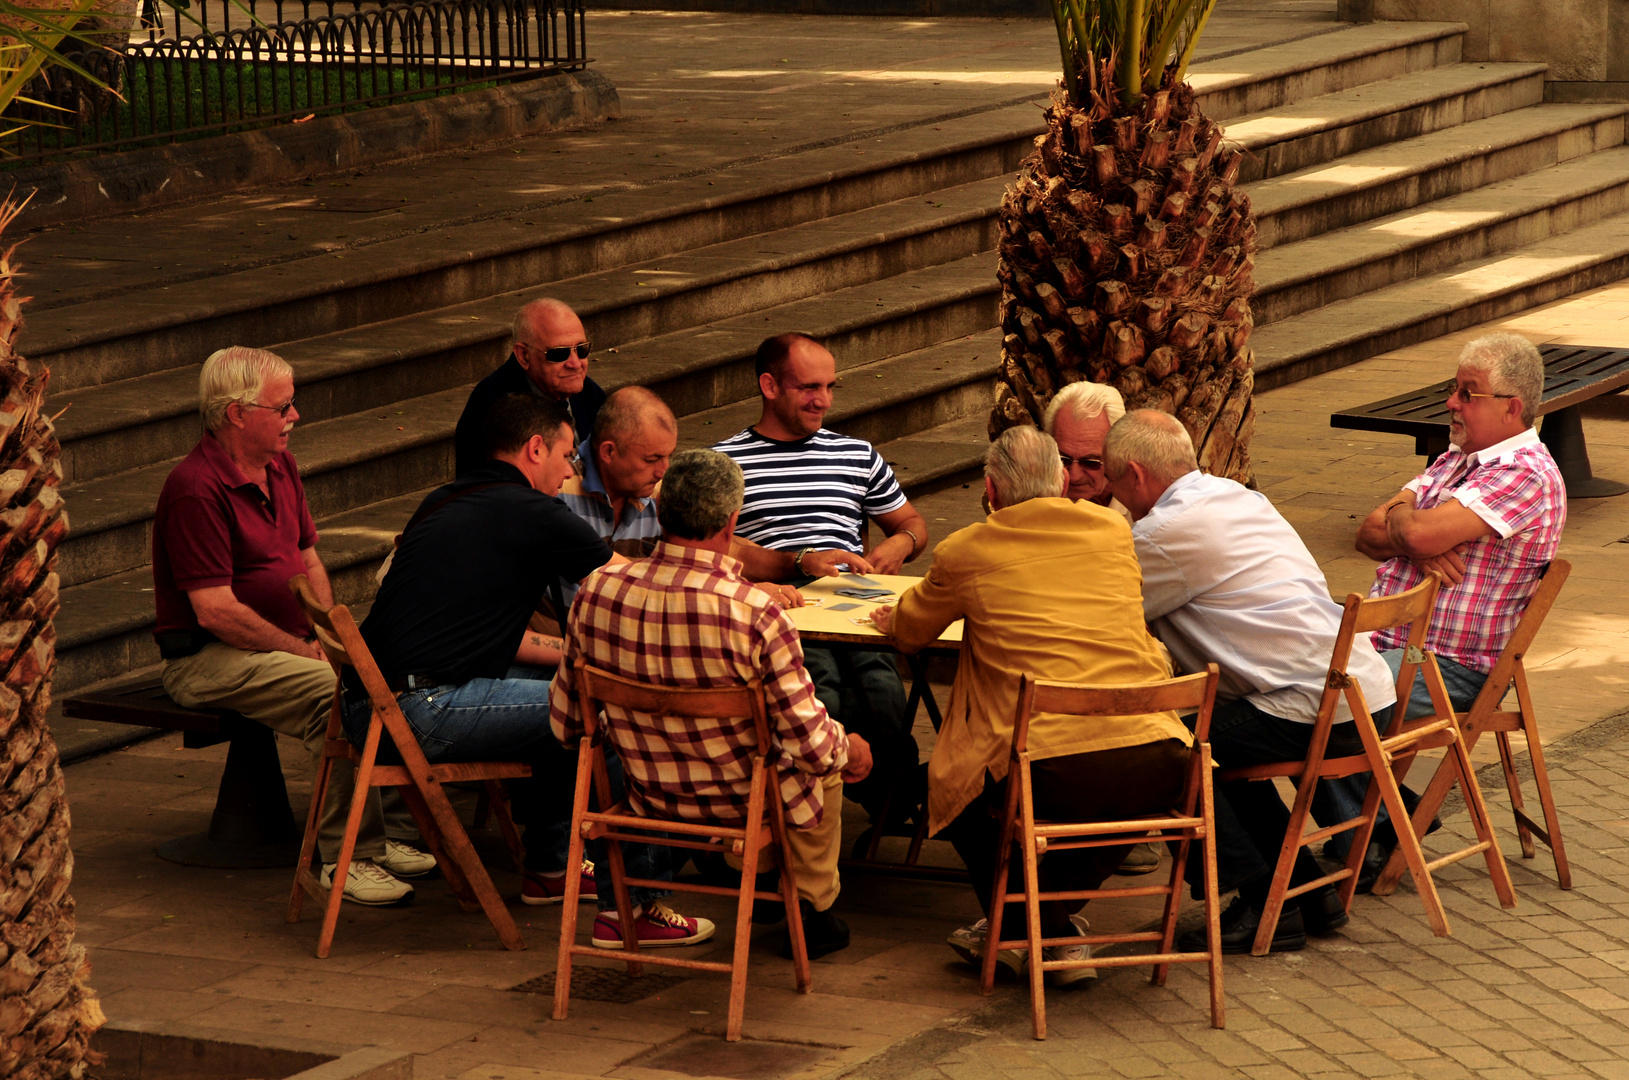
<box><xmin>1516</xmin><ymin>668</ymin><xmax>1572</xmax><ymax>890</ymax></box>
<box><xmin>484</xmin><ymin>779</ymin><xmax>528</xmax><ymax>874</ymax></box>
<box><xmin>724</xmin><ymin>768</ymin><xmax>770</xmax><ymax>1043</ymax></box>
<box><xmin>1445</xmin><ymin>728</ymin><xmax>1517</xmax><ymax>909</ymax></box>
<box><xmin>397</xmin><ymin>783</ymin><xmax>476</xmax><ymax>911</ymax></box>
<box><xmin>404</xmin><ymin>780</ymin><xmax>528</xmax><ymax>950</ymax></box>
<box><xmin>1251</xmin><ymin>773</ymin><xmax>1317</xmax><ymax>957</ymax></box>
<box><xmin>768</xmin><ymin>799</ymin><xmax>811</xmax><ymax>995</ymax></box>
<box><xmin>604</xmin><ymin>830</ymin><xmax>643</xmax><ymax>969</ymax></box>
<box><xmin>1495</xmin><ymin>730</ymin><xmax>1536</xmax><ymax>860</ymax></box>
<box><xmin>980</xmin><ymin>829</ymin><xmax>1014</xmax><ymax>998</ymax></box>
<box><xmin>1372</xmin><ymin>747</ymin><xmax>1458</xmax><ymax>897</ymax></box>
<box><xmin>1199</xmin><ymin>749</ymin><xmax>1225</xmax><ymax>1029</ymax></box>
<box><xmin>1152</xmin><ymin>834</ymin><xmax>1188</xmax><ymax>986</ymax></box>
<box><xmin>1020</xmin><ymin>815</ymin><xmax>1047</xmax><ymax>1041</ymax></box>
<box><xmin>287</xmin><ymin>750</ymin><xmax>335</xmax><ymax>925</ymax></box>
<box><xmin>1381</xmin><ymin>756</ymin><xmax>1452</xmax><ymax>935</ymax></box>
<box><xmin>554</xmin><ymin>741</ymin><xmax>600</xmax><ymax>1023</ymax></box>
<box><xmin>315</xmin><ymin>762</ymin><xmax>375</xmax><ymax>959</ymax></box>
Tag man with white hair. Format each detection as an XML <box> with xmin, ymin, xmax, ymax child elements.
<box><xmin>454</xmin><ymin>297</ymin><xmax>607</xmax><ymax>475</ymax></box>
<box><xmin>1347</xmin><ymin>332</ymin><xmax>1565</xmax><ymax>884</ymax></box>
<box><xmin>153</xmin><ymin>347</ymin><xmax>432</xmax><ymax>905</ymax></box>
<box><xmin>1043</xmin><ymin>381</ymin><xmax>1125</xmax><ymax>507</ymax></box>
<box><xmin>873</xmin><ymin>425</ymin><xmax>1191</xmax><ymax>982</ymax></box>
<box><xmin>1105</xmin><ymin>409</ymin><xmax>1397</xmax><ymax>953</ymax></box>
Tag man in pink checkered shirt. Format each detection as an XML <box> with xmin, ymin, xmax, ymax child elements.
<box><xmin>1356</xmin><ymin>332</ymin><xmax>1566</xmax><ymax>712</ymax></box>
<box><xmin>550</xmin><ymin>448</ymin><xmax>873</xmax><ymax>960</ymax></box>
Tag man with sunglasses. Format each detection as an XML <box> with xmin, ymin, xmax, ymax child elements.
<box><xmin>453</xmin><ymin>298</ymin><xmax>606</xmax><ymax>476</ymax></box>
<box><xmin>154</xmin><ymin>347</ymin><xmax>434</xmax><ymax>906</ymax></box>
<box><xmin>1345</xmin><ymin>332</ymin><xmax>1566</xmax><ymax>886</ymax></box>
<box><xmin>1043</xmin><ymin>381</ymin><xmax>1124</xmax><ymax>508</ymax></box>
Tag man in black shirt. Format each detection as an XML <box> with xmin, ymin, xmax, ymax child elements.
<box><xmin>356</xmin><ymin>393</ymin><xmax>713</xmax><ymax>948</ymax></box>
<box><xmin>453</xmin><ymin>298</ymin><xmax>608</xmax><ymax>475</ymax></box>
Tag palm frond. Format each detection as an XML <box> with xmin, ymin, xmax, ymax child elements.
<box><xmin>1050</xmin><ymin>0</ymin><xmax>1220</xmax><ymax>107</ymax></box>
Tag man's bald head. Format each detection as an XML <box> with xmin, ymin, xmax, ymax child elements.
<box><xmin>1103</xmin><ymin>409</ymin><xmax>1200</xmax><ymax>521</ymax></box>
<box><xmin>509</xmin><ymin>298</ymin><xmax>589</xmax><ymax>400</ymax></box>
<box><xmin>592</xmin><ymin>386</ymin><xmax>677</xmax><ymax>503</ymax></box>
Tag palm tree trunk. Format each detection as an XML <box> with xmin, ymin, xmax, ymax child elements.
<box><xmin>0</xmin><ymin>198</ymin><xmax>105</xmax><ymax>1080</ymax></box>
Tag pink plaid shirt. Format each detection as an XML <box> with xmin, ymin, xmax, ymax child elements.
<box><xmin>1370</xmin><ymin>428</ymin><xmax>1565</xmax><ymax>673</ymax></box>
<box><xmin>548</xmin><ymin>541</ymin><xmax>848</xmax><ymax>829</ymax></box>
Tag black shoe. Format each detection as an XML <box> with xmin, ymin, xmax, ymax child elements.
<box><xmin>1356</xmin><ymin>838</ymin><xmax>1393</xmax><ymax>894</ymax></box>
<box><xmin>1179</xmin><ymin>895</ymin><xmax>1306</xmax><ymax>955</ymax></box>
<box><xmin>751</xmin><ymin>872</ymin><xmax>788</xmax><ymax>925</ymax></box>
<box><xmin>1299</xmin><ymin>885</ymin><xmax>1350</xmax><ymax>935</ymax></box>
<box><xmin>781</xmin><ymin>899</ymin><xmax>850</xmax><ymax>960</ymax></box>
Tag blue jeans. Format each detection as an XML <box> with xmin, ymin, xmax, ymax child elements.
<box><xmin>345</xmin><ymin>664</ymin><xmax>669</xmax><ymax>911</ymax></box>
<box><xmin>1317</xmin><ymin>649</ymin><xmax>1489</xmax><ymax>855</ymax></box>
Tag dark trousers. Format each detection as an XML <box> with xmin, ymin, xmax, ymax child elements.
<box><xmin>941</xmin><ymin>739</ymin><xmax>1191</xmax><ymax>939</ymax></box>
<box><xmin>803</xmin><ymin>647</ymin><xmax>919</xmax><ymax>822</ymax></box>
<box><xmin>1203</xmin><ymin>699</ymin><xmax>1394</xmax><ymax>901</ymax></box>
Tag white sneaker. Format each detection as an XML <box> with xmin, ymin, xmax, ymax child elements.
<box><xmin>322</xmin><ymin>860</ymin><xmax>415</xmax><ymax>906</ymax></box>
<box><xmin>1045</xmin><ymin>912</ymin><xmax>1097</xmax><ymax>986</ymax></box>
<box><xmin>947</xmin><ymin>918</ymin><xmax>1027</xmax><ymax>977</ymax></box>
<box><xmin>375</xmin><ymin>839</ymin><xmax>437</xmax><ymax>879</ymax></box>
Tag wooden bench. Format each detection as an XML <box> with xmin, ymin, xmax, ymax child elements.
<box><xmin>1329</xmin><ymin>343</ymin><xmax>1629</xmax><ymax>498</ymax></box>
<box><xmin>63</xmin><ymin>676</ymin><xmax>303</xmax><ymax>869</ymax></box>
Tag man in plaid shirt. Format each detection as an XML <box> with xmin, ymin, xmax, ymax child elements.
<box><xmin>550</xmin><ymin>448</ymin><xmax>873</xmax><ymax>959</ymax></box>
<box><xmin>1348</xmin><ymin>333</ymin><xmax>1566</xmax><ymax>882</ymax></box>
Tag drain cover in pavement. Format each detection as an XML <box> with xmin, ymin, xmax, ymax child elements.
<box><xmin>510</xmin><ymin>967</ymin><xmax>685</xmax><ymax>1003</ymax></box>
<box><xmin>631</xmin><ymin>1034</ymin><xmax>845</xmax><ymax>1080</ymax></box>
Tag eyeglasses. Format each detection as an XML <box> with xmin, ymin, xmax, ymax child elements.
<box><xmin>1059</xmin><ymin>453</ymin><xmax>1104</xmax><ymax>472</ymax></box>
<box><xmin>1447</xmin><ymin>384</ymin><xmax>1515</xmax><ymax>404</ymax></box>
<box><xmin>241</xmin><ymin>396</ymin><xmax>296</xmax><ymax>418</ymax></box>
<box><xmin>522</xmin><ymin>341</ymin><xmax>592</xmax><ymax>364</ymax></box>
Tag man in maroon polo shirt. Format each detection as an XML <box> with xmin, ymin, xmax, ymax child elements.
<box><xmin>153</xmin><ymin>346</ymin><xmax>433</xmax><ymax>905</ymax></box>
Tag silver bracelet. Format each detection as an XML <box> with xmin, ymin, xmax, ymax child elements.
<box><xmin>899</xmin><ymin>528</ymin><xmax>921</xmax><ymax>558</ymax></box>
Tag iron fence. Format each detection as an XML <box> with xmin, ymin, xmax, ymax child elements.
<box><xmin>4</xmin><ymin>0</ymin><xmax>588</xmax><ymax>164</ymax></box>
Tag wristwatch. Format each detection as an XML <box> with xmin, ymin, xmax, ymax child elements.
<box><xmin>794</xmin><ymin>548</ymin><xmax>815</xmax><ymax>575</ymax></box>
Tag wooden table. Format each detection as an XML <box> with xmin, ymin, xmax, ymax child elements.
<box><xmin>788</xmin><ymin>573</ymin><xmax>965</xmax><ymax>880</ymax></box>
<box><xmin>1329</xmin><ymin>343</ymin><xmax>1629</xmax><ymax>498</ymax></box>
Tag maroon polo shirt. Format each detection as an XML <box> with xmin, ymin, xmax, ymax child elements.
<box><xmin>152</xmin><ymin>433</ymin><xmax>319</xmax><ymax>640</ymax></box>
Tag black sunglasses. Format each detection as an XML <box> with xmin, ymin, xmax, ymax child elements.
<box><xmin>1059</xmin><ymin>453</ymin><xmax>1104</xmax><ymax>471</ymax></box>
<box><xmin>523</xmin><ymin>340</ymin><xmax>591</xmax><ymax>364</ymax></box>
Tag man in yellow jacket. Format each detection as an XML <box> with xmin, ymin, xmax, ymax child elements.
<box><xmin>872</xmin><ymin>425</ymin><xmax>1192</xmax><ymax>984</ymax></box>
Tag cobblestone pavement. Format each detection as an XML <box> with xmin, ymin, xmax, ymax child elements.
<box><xmin>843</xmin><ymin>714</ymin><xmax>1629</xmax><ymax>1080</ymax></box>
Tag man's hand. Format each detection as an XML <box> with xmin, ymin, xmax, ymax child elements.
<box><xmin>841</xmin><ymin>733</ymin><xmax>874</xmax><ymax>783</ymax></box>
<box><xmin>1412</xmin><ymin>545</ymin><xmax>1470</xmax><ymax>586</ymax></box>
<box><xmin>801</xmin><ymin>549</ymin><xmax>872</xmax><ymax>578</ymax></box>
<box><xmin>864</xmin><ymin>533</ymin><xmax>913</xmax><ymax>575</ymax></box>
<box><xmin>869</xmin><ymin>604</ymin><xmax>895</xmax><ymax>636</ymax></box>
<box><xmin>762</xmin><ymin>583</ymin><xmax>805</xmax><ymax>608</ymax></box>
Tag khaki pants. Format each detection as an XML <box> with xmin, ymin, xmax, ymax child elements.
<box><xmin>730</xmin><ymin>773</ymin><xmax>844</xmax><ymax>912</ymax></box>
<box><xmin>163</xmin><ymin>642</ymin><xmax>396</xmax><ymax>862</ymax></box>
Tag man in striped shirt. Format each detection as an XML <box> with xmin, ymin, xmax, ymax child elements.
<box><xmin>712</xmin><ymin>333</ymin><xmax>930</xmax><ymax>827</ymax></box>
<box><xmin>550</xmin><ymin>449</ymin><xmax>873</xmax><ymax>959</ymax></box>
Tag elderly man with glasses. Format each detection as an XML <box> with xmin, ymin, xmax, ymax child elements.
<box><xmin>154</xmin><ymin>346</ymin><xmax>435</xmax><ymax>906</ymax></box>
<box><xmin>1042</xmin><ymin>381</ymin><xmax>1125</xmax><ymax>509</ymax></box>
<box><xmin>453</xmin><ymin>297</ymin><xmax>606</xmax><ymax>476</ymax></box>
<box><xmin>1340</xmin><ymin>332</ymin><xmax>1566</xmax><ymax>886</ymax></box>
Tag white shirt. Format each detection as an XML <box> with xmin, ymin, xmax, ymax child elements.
<box><xmin>1132</xmin><ymin>471</ymin><xmax>1397</xmax><ymax>724</ymax></box>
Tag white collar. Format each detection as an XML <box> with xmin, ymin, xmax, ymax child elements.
<box><xmin>1451</xmin><ymin>426</ymin><xmax>1540</xmax><ymax>468</ymax></box>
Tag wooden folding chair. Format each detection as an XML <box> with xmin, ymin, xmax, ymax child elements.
<box><xmin>1375</xmin><ymin>559</ymin><xmax>1572</xmax><ymax>894</ymax></box>
<box><xmin>984</xmin><ymin>665</ymin><xmax>1224</xmax><ymax>1039</ymax></box>
<box><xmin>285</xmin><ymin>575</ymin><xmax>531</xmax><ymax>958</ymax></box>
<box><xmin>552</xmin><ymin>660</ymin><xmax>812</xmax><ymax>1042</ymax></box>
<box><xmin>1220</xmin><ymin>573</ymin><xmax>1516</xmax><ymax>957</ymax></box>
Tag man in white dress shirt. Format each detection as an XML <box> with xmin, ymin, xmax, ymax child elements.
<box><xmin>1105</xmin><ymin>410</ymin><xmax>1398</xmax><ymax>954</ymax></box>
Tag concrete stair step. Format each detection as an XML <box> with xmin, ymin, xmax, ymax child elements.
<box><xmin>1224</xmin><ymin>61</ymin><xmax>1547</xmax><ymax>182</ymax></box>
<box><xmin>1252</xmin><ymin>206</ymin><xmax>1629</xmax><ymax>389</ymax></box>
<box><xmin>31</xmin><ymin>106</ymin><xmax>1039</xmax><ymax>395</ymax></box>
<box><xmin>54</xmin><ymin>487</ymin><xmax>432</xmax><ymax>695</ymax></box>
<box><xmin>1247</xmin><ymin>102</ymin><xmax>1629</xmax><ymax>249</ymax></box>
<box><xmin>54</xmin><ymin>175</ymin><xmax>1008</xmax><ymax>485</ymax></box>
<box><xmin>55</xmin><ymin>250</ymin><xmax>1001</xmax><ymax>588</ymax></box>
<box><xmin>1255</xmin><ymin>145</ymin><xmax>1629</xmax><ymax>325</ymax></box>
<box><xmin>1188</xmin><ymin>20</ymin><xmax>1465</xmax><ymax>123</ymax></box>
<box><xmin>674</xmin><ymin>330</ymin><xmax>1000</xmax><ymax>453</ymax></box>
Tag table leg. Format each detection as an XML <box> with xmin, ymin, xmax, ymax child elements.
<box><xmin>1541</xmin><ymin>405</ymin><xmax>1628</xmax><ymax>498</ymax></box>
<box><xmin>157</xmin><ymin>717</ymin><xmax>303</xmax><ymax>869</ymax></box>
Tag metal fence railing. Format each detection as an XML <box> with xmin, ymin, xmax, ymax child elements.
<box><xmin>4</xmin><ymin>0</ymin><xmax>588</xmax><ymax>164</ymax></box>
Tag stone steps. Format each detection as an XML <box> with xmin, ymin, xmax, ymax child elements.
<box><xmin>1252</xmin><ymin>206</ymin><xmax>1629</xmax><ymax>387</ymax></box>
<box><xmin>1255</xmin><ymin>145</ymin><xmax>1629</xmax><ymax>324</ymax></box>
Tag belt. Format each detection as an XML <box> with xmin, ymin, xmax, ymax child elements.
<box><xmin>345</xmin><ymin>668</ymin><xmax>446</xmax><ymax>698</ymax></box>
<box><xmin>156</xmin><ymin>629</ymin><xmax>216</xmax><ymax>660</ymax></box>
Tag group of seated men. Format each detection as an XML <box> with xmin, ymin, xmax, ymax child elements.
<box><xmin>152</xmin><ymin>295</ymin><xmax>1564</xmax><ymax>971</ymax></box>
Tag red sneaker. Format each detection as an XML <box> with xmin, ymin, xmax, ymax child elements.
<box><xmin>591</xmin><ymin>902</ymin><xmax>716</xmax><ymax>949</ymax></box>
<box><xmin>520</xmin><ymin>859</ymin><xmax>597</xmax><ymax>906</ymax></box>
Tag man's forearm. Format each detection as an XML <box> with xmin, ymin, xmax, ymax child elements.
<box><xmin>732</xmin><ymin>538</ymin><xmax>797</xmax><ymax>582</ymax></box>
<box><xmin>199</xmin><ymin>603</ymin><xmax>316</xmax><ymax>657</ymax></box>
<box><xmin>1355</xmin><ymin>496</ymin><xmax>1410</xmax><ymax>560</ymax></box>
<box><xmin>515</xmin><ymin>629</ymin><xmax>564</xmax><ymax>668</ymax></box>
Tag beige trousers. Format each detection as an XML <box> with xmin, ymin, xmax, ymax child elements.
<box><xmin>163</xmin><ymin>642</ymin><xmax>392</xmax><ymax>862</ymax></box>
<box><xmin>730</xmin><ymin>773</ymin><xmax>844</xmax><ymax>912</ymax></box>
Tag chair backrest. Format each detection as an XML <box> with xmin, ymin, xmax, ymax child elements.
<box><xmin>573</xmin><ymin>660</ymin><xmax>772</xmax><ymax>763</ymax></box>
<box><xmin>1320</xmin><ymin>571</ymin><xmax>1446</xmax><ymax>736</ymax></box>
<box><xmin>289</xmin><ymin>574</ymin><xmax>433</xmax><ymax>770</ymax></box>
<box><xmin>1013</xmin><ymin>665</ymin><xmax>1221</xmax><ymax>756</ymax></box>
<box><xmin>1463</xmin><ymin>558</ymin><xmax>1571</xmax><ymax>720</ymax></box>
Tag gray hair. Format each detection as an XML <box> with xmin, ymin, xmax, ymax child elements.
<box><xmin>1459</xmin><ymin>333</ymin><xmax>1543</xmax><ymax>427</ymax></box>
<box><xmin>199</xmin><ymin>346</ymin><xmax>291</xmax><ymax>432</ymax></box>
<box><xmin>1103</xmin><ymin>409</ymin><xmax>1199</xmax><ymax>484</ymax></box>
<box><xmin>1043</xmin><ymin>381</ymin><xmax>1126</xmax><ymax>434</ymax></box>
<box><xmin>985</xmin><ymin>425</ymin><xmax>1066</xmax><ymax>507</ymax></box>
<box><xmin>658</xmin><ymin>449</ymin><xmax>745</xmax><ymax>540</ymax></box>
<box><xmin>592</xmin><ymin>386</ymin><xmax>676</xmax><ymax>449</ymax></box>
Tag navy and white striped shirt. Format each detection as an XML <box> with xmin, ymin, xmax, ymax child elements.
<box><xmin>712</xmin><ymin>427</ymin><xmax>907</xmax><ymax>553</ymax></box>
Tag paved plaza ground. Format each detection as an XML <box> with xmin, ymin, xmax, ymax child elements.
<box><xmin>40</xmin><ymin>3</ymin><xmax>1629</xmax><ymax>1078</ymax></box>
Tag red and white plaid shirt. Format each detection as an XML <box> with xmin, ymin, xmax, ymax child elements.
<box><xmin>1370</xmin><ymin>428</ymin><xmax>1565</xmax><ymax>673</ymax></box>
<box><xmin>549</xmin><ymin>541</ymin><xmax>848</xmax><ymax>829</ymax></box>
